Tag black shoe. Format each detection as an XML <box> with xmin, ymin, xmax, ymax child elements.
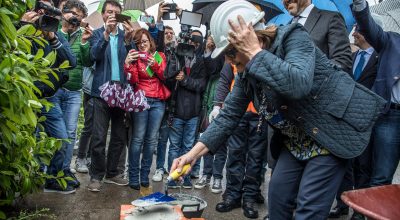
<box><xmin>329</xmin><ymin>206</ymin><xmax>349</xmax><ymax>218</ymax></box>
<box><xmin>64</xmin><ymin>170</ymin><xmax>80</xmax><ymax>188</ymax></box>
<box><xmin>263</xmin><ymin>214</ymin><xmax>269</xmax><ymax>220</ymax></box>
<box><xmin>243</xmin><ymin>202</ymin><xmax>258</xmax><ymax>219</ymax></box>
<box><xmin>216</xmin><ymin>199</ymin><xmax>241</xmax><ymax>212</ymax></box>
<box><xmin>129</xmin><ymin>184</ymin><xmax>140</xmax><ymax>190</ymax></box>
<box><xmin>255</xmin><ymin>193</ymin><xmax>265</xmax><ymax>204</ymax></box>
<box><xmin>351</xmin><ymin>211</ymin><xmax>365</xmax><ymax>220</ymax></box>
<box><xmin>44</xmin><ymin>181</ymin><xmax>76</xmax><ymax>194</ymax></box>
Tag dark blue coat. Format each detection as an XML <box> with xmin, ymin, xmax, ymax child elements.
<box><xmin>199</xmin><ymin>24</ymin><xmax>385</xmax><ymax>159</ymax></box>
<box><xmin>90</xmin><ymin>27</ymin><xmax>131</xmax><ymax>97</ymax></box>
<box><xmin>353</xmin><ymin>5</ymin><xmax>400</xmax><ymax>112</ymax></box>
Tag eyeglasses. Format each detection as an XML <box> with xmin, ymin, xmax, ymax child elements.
<box><xmin>225</xmin><ymin>46</ymin><xmax>238</xmax><ymax>58</ymax></box>
<box><xmin>139</xmin><ymin>39</ymin><xmax>149</xmax><ymax>45</ymax></box>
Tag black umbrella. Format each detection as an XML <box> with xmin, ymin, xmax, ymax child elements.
<box><xmin>192</xmin><ymin>0</ymin><xmax>283</xmax><ymax>25</ymax></box>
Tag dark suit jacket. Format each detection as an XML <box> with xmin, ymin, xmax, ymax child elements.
<box><xmin>304</xmin><ymin>7</ymin><xmax>352</xmax><ymax>73</ymax></box>
<box><xmin>352</xmin><ymin>50</ymin><xmax>378</xmax><ymax>89</ymax></box>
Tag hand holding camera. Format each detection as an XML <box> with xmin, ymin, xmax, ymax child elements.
<box><xmin>81</xmin><ymin>26</ymin><xmax>93</xmax><ymax>44</ymax></box>
<box><xmin>125</xmin><ymin>49</ymin><xmax>139</xmax><ymax>65</ymax></box>
<box><xmin>21</xmin><ymin>11</ymin><xmax>40</xmax><ymax>23</ymax></box>
<box><xmin>104</xmin><ymin>15</ymin><xmax>117</xmax><ymax>39</ymax></box>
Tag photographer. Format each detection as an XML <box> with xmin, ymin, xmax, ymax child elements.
<box><xmin>53</xmin><ymin>0</ymin><xmax>93</xmax><ymax>183</ymax></box>
<box><xmin>88</xmin><ymin>0</ymin><xmax>136</xmax><ymax>192</ymax></box>
<box><xmin>166</xmin><ymin>29</ymin><xmax>207</xmax><ymax>189</ymax></box>
<box><xmin>21</xmin><ymin>0</ymin><xmax>77</xmax><ymax>194</ymax></box>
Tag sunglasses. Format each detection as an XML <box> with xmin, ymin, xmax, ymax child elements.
<box><xmin>225</xmin><ymin>46</ymin><xmax>238</xmax><ymax>58</ymax></box>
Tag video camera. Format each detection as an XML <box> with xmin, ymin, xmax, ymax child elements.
<box><xmin>33</xmin><ymin>1</ymin><xmax>62</xmax><ymax>32</ymax></box>
<box><xmin>176</xmin><ymin>10</ymin><xmax>203</xmax><ymax>58</ymax></box>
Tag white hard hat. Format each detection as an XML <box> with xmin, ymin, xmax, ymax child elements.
<box><xmin>210</xmin><ymin>0</ymin><xmax>265</xmax><ymax>58</ymax></box>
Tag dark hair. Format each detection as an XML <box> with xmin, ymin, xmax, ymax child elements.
<box><xmin>164</xmin><ymin>25</ymin><xmax>174</xmax><ymax>32</ymax></box>
<box><xmin>255</xmin><ymin>25</ymin><xmax>277</xmax><ymax>49</ymax></box>
<box><xmin>63</xmin><ymin>0</ymin><xmax>88</xmax><ymax>17</ymax></box>
<box><xmin>133</xmin><ymin>28</ymin><xmax>157</xmax><ymax>54</ymax></box>
<box><xmin>101</xmin><ymin>0</ymin><xmax>122</xmax><ymax>14</ymax></box>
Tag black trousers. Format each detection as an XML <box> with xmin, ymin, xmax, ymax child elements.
<box><xmin>89</xmin><ymin>97</ymin><xmax>127</xmax><ymax>180</ymax></box>
<box><xmin>223</xmin><ymin>112</ymin><xmax>268</xmax><ymax>202</ymax></box>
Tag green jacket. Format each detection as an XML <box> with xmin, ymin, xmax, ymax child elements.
<box><xmin>202</xmin><ymin>73</ymin><xmax>220</xmax><ymax>116</ymax></box>
<box><xmin>58</xmin><ymin>28</ymin><xmax>92</xmax><ymax>91</ymax></box>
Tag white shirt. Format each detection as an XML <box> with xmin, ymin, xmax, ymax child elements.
<box><xmin>298</xmin><ymin>4</ymin><xmax>315</xmax><ymax>26</ymax></box>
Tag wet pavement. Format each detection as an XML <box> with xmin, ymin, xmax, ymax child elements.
<box><xmin>19</xmin><ymin>156</ymin><xmax>400</xmax><ymax>220</ymax></box>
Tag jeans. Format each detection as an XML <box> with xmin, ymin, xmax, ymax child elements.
<box><xmin>370</xmin><ymin>108</ymin><xmax>400</xmax><ymax>186</ymax></box>
<box><xmin>40</xmin><ymin>91</ymin><xmax>69</xmax><ymax>180</ymax></box>
<box><xmin>128</xmin><ymin>98</ymin><xmax>165</xmax><ymax>186</ymax></box>
<box><xmin>202</xmin><ymin>143</ymin><xmax>227</xmax><ymax>180</ymax></box>
<box><xmin>89</xmin><ymin>98</ymin><xmax>127</xmax><ymax>181</ymax></box>
<box><xmin>223</xmin><ymin>112</ymin><xmax>267</xmax><ymax>202</ymax></box>
<box><xmin>168</xmin><ymin>117</ymin><xmax>198</xmax><ymax>171</ymax></box>
<box><xmin>49</xmin><ymin>88</ymin><xmax>82</xmax><ymax>170</ymax></box>
<box><xmin>269</xmin><ymin>148</ymin><xmax>347</xmax><ymax>220</ymax></box>
<box><xmin>156</xmin><ymin>117</ymin><xmax>169</xmax><ymax>171</ymax></box>
<box><xmin>77</xmin><ymin>93</ymin><xmax>94</xmax><ymax>159</ymax></box>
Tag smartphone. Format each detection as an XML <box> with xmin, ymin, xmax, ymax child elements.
<box><xmin>115</xmin><ymin>14</ymin><xmax>130</xmax><ymax>23</ymax></box>
<box><xmin>80</xmin><ymin>21</ymin><xmax>89</xmax><ymax>28</ymax></box>
<box><xmin>139</xmin><ymin>15</ymin><xmax>154</xmax><ymax>24</ymax></box>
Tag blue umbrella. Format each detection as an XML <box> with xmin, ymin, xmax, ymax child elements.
<box><xmin>265</xmin><ymin>0</ymin><xmax>355</xmax><ymax>33</ymax></box>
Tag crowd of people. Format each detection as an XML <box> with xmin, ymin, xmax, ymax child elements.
<box><xmin>20</xmin><ymin>0</ymin><xmax>400</xmax><ymax>219</ymax></box>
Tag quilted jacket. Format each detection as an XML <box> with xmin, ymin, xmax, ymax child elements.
<box><xmin>199</xmin><ymin>23</ymin><xmax>385</xmax><ymax>159</ymax></box>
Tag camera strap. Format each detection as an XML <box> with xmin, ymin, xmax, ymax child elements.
<box><xmin>68</xmin><ymin>29</ymin><xmax>80</xmax><ymax>45</ymax></box>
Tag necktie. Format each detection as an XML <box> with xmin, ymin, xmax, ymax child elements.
<box><xmin>353</xmin><ymin>51</ymin><xmax>367</xmax><ymax>81</ymax></box>
<box><xmin>292</xmin><ymin>16</ymin><xmax>300</xmax><ymax>24</ymax></box>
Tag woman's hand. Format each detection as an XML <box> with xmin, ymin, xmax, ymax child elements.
<box><xmin>227</xmin><ymin>15</ymin><xmax>262</xmax><ymax>61</ymax></box>
<box><xmin>147</xmin><ymin>56</ymin><xmax>155</xmax><ymax>66</ymax></box>
<box><xmin>170</xmin><ymin>142</ymin><xmax>209</xmax><ymax>180</ymax></box>
<box><xmin>125</xmin><ymin>50</ymin><xmax>139</xmax><ymax>65</ymax></box>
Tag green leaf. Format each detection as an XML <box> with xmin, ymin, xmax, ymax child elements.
<box><xmin>33</xmin><ymin>49</ymin><xmax>44</xmax><ymax>61</ymax></box>
<box><xmin>59</xmin><ymin>60</ymin><xmax>70</xmax><ymax>69</ymax></box>
<box><xmin>0</xmin><ymin>170</ymin><xmax>15</xmax><ymax>176</ymax></box>
<box><xmin>0</xmin><ymin>210</ymin><xmax>5</xmax><ymax>219</ymax></box>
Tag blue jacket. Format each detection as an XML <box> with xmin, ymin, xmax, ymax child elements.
<box><xmin>199</xmin><ymin>24</ymin><xmax>385</xmax><ymax>159</ymax></box>
<box><xmin>353</xmin><ymin>5</ymin><xmax>400</xmax><ymax>112</ymax></box>
<box><xmin>90</xmin><ymin>27</ymin><xmax>132</xmax><ymax>97</ymax></box>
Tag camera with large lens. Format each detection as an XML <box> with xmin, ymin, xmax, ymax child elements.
<box><xmin>33</xmin><ymin>1</ymin><xmax>62</xmax><ymax>32</ymax></box>
<box><xmin>175</xmin><ymin>10</ymin><xmax>203</xmax><ymax>58</ymax></box>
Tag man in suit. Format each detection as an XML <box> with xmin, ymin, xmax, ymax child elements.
<box><xmin>88</xmin><ymin>0</ymin><xmax>135</xmax><ymax>192</ymax></box>
<box><xmin>283</xmin><ymin>0</ymin><xmax>352</xmax><ymax>73</ymax></box>
<box><xmin>329</xmin><ymin>25</ymin><xmax>378</xmax><ymax>220</ymax></box>
<box><xmin>352</xmin><ymin>0</ymin><xmax>400</xmax><ymax>198</ymax></box>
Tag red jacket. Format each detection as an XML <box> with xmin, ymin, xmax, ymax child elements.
<box><xmin>124</xmin><ymin>51</ymin><xmax>170</xmax><ymax>100</ymax></box>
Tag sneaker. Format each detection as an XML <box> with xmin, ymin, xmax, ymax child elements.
<box><xmin>152</xmin><ymin>168</ymin><xmax>164</xmax><ymax>182</ymax></box>
<box><xmin>104</xmin><ymin>174</ymin><xmax>128</xmax><ymax>186</ymax></box>
<box><xmin>140</xmin><ymin>185</ymin><xmax>153</xmax><ymax>197</ymax></box>
<box><xmin>194</xmin><ymin>176</ymin><xmax>211</xmax><ymax>189</ymax></box>
<box><xmin>88</xmin><ymin>179</ymin><xmax>102</xmax><ymax>192</ymax></box>
<box><xmin>211</xmin><ymin>178</ymin><xmax>222</xmax><ymax>194</ymax></box>
<box><xmin>70</xmin><ymin>168</ymin><xmax>77</xmax><ymax>174</ymax></box>
<box><xmin>75</xmin><ymin>158</ymin><xmax>89</xmax><ymax>173</ymax></box>
<box><xmin>44</xmin><ymin>181</ymin><xmax>76</xmax><ymax>194</ymax></box>
<box><xmin>182</xmin><ymin>176</ymin><xmax>192</xmax><ymax>189</ymax></box>
<box><xmin>190</xmin><ymin>173</ymin><xmax>200</xmax><ymax>179</ymax></box>
<box><xmin>64</xmin><ymin>169</ymin><xmax>80</xmax><ymax>188</ymax></box>
<box><xmin>167</xmin><ymin>180</ymin><xmax>178</xmax><ymax>189</ymax></box>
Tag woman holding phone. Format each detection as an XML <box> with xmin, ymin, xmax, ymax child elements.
<box><xmin>124</xmin><ymin>28</ymin><xmax>169</xmax><ymax>196</ymax></box>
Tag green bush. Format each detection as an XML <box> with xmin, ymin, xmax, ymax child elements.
<box><xmin>0</xmin><ymin>0</ymin><xmax>70</xmax><ymax>218</ymax></box>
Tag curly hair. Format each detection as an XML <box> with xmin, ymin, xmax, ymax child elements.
<box><xmin>63</xmin><ymin>0</ymin><xmax>88</xmax><ymax>18</ymax></box>
<box><xmin>133</xmin><ymin>28</ymin><xmax>157</xmax><ymax>54</ymax></box>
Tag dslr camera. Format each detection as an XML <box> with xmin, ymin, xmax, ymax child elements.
<box><xmin>32</xmin><ymin>1</ymin><xmax>62</xmax><ymax>32</ymax></box>
<box><xmin>162</xmin><ymin>3</ymin><xmax>177</xmax><ymax>20</ymax></box>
